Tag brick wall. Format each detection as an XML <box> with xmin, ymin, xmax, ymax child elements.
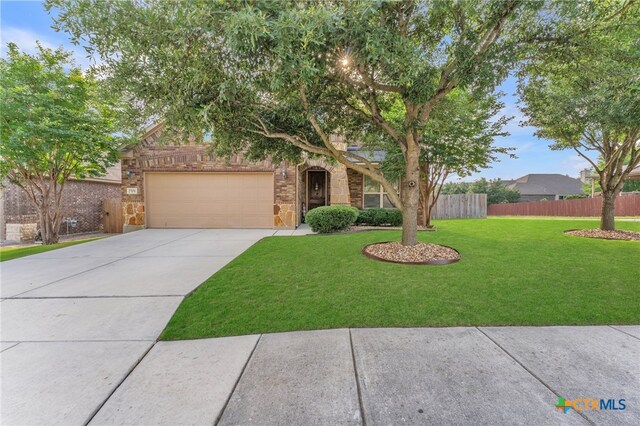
<box><xmin>347</xmin><ymin>169</ymin><xmax>363</xmax><ymax>209</ymax></box>
<box><xmin>2</xmin><ymin>179</ymin><xmax>120</xmax><ymax>239</ymax></box>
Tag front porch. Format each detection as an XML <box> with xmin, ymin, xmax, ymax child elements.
<box><xmin>296</xmin><ymin>158</ymin><xmax>352</xmax><ymax>225</ymax></box>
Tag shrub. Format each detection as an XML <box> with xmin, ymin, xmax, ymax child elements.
<box><xmin>356</xmin><ymin>208</ymin><xmax>403</xmax><ymax>226</ymax></box>
<box><xmin>305</xmin><ymin>205</ymin><xmax>358</xmax><ymax>233</ymax></box>
<box><xmin>564</xmin><ymin>194</ymin><xmax>588</xmax><ymax>200</ymax></box>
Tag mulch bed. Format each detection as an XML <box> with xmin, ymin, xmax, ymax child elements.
<box><xmin>564</xmin><ymin>229</ymin><xmax>640</xmax><ymax>241</ymax></box>
<box><xmin>363</xmin><ymin>241</ymin><xmax>460</xmax><ymax>265</ymax></box>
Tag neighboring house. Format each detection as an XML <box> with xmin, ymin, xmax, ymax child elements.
<box><xmin>502</xmin><ymin>174</ymin><xmax>583</xmax><ymax>203</ymax></box>
<box><xmin>121</xmin><ymin>124</ymin><xmax>405</xmax><ymax>231</ymax></box>
<box><xmin>630</xmin><ymin>166</ymin><xmax>640</xmax><ymax>180</ymax></box>
<box><xmin>0</xmin><ymin>163</ymin><xmax>122</xmax><ymax>242</ymax></box>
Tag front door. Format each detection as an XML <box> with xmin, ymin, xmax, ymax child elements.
<box><xmin>307</xmin><ymin>170</ymin><xmax>327</xmax><ymax>211</ymax></box>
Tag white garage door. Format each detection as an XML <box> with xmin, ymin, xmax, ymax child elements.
<box><xmin>145</xmin><ymin>172</ymin><xmax>274</xmax><ymax>228</ymax></box>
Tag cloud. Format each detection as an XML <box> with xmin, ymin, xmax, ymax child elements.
<box><xmin>0</xmin><ymin>26</ymin><xmax>95</xmax><ymax>69</ymax></box>
<box><xmin>0</xmin><ymin>26</ymin><xmax>56</xmax><ymax>53</ymax></box>
<box><xmin>562</xmin><ymin>154</ymin><xmax>594</xmax><ymax>173</ymax></box>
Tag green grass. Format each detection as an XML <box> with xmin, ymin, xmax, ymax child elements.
<box><xmin>0</xmin><ymin>237</ymin><xmax>104</xmax><ymax>262</ymax></box>
<box><xmin>160</xmin><ymin>219</ymin><xmax>640</xmax><ymax>340</ymax></box>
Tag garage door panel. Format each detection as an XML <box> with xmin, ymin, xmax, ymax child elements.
<box><xmin>146</xmin><ymin>173</ymin><xmax>274</xmax><ymax>229</ymax></box>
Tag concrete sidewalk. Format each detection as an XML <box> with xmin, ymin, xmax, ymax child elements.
<box><xmin>88</xmin><ymin>326</ymin><xmax>639</xmax><ymax>426</ymax></box>
<box><xmin>4</xmin><ymin>326</ymin><xmax>637</xmax><ymax>425</ymax></box>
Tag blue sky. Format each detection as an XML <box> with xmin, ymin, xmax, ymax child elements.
<box><xmin>0</xmin><ymin>0</ymin><xmax>595</xmax><ymax>181</ymax></box>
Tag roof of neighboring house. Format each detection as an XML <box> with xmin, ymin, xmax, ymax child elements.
<box><xmin>504</xmin><ymin>174</ymin><xmax>582</xmax><ymax>195</ymax></box>
<box><xmin>346</xmin><ymin>147</ymin><xmax>387</xmax><ymax>163</ymax></box>
<box><xmin>72</xmin><ymin>161</ymin><xmax>122</xmax><ymax>184</ymax></box>
<box><xmin>629</xmin><ymin>166</ymin><xmax>640</xmax><ymax>180</ymax></box>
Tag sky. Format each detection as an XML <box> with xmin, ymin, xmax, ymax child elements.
<box><xmin>0</xmin><ymin>0</ymin><xmax>596</xmax><ymax>182</ymax></box>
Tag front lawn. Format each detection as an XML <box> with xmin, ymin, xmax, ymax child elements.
<box><xmin>0</xmin><ymin>237</ymin><xmax>104</xmax><ymax>262</ymax></box>
<box><xmin>161</xmin><ymin>219</ymin><xmax>640</xmax><ymax>340</ymax></box>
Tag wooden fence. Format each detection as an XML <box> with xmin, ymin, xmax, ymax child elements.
<box><xmin>432</xmin><ymin>193</ymin><xmax>487</xmax><ymax>219</ymax></box>
<box><xmin>102</xmin><ymin>198</ymin><xmax>123</xmax><ymax>233</ymax></box>
<box><xmin>487</xmin><ymin>194</ymin><xmax>640</xmax><ymax>217</ymax></box>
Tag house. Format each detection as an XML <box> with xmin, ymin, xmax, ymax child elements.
<box><xmin>120</xmin><ymin>124</ymin><xmax>401</xmax><ymax>232</ymax></box>
<box><xmin>0</xmin><ymin>164</ymin><xmax>122</xmax><ymax>242</ymax></box>
<box><xmin>502</xmin><ymin>174</ymin><xmax>583</xmax><ymax>203</ymax></box>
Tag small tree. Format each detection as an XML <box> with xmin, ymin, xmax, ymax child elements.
<box><xmin>442</xmin><ymin>179</ymin><xmax>520</xmax><ymax>204</ymax></box>
<box><xmin>518</xmin><ymin>2</ymin><xmax>640</xmax><ymax>230</ymax></box>
<box><xmin>469</xmin><ymin>178</ymin><xmax>520</xmax><ymax>204</ymax></box>
<box><xmin>0</xmin><ymin>43</ymin><xmax>124</xmax><ymax>244</ymax></box>
<box><xmin>381</xmin><ymin>90</ymin><xmax>512</xmax><ymax>227</ymax></box>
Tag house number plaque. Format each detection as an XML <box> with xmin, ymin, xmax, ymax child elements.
<box><xmin>126</xmin><ymin>187</ymin><xmax>138</xmax><ymax>195</ymax></box>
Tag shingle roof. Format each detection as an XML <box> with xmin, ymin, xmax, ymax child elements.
<box><xmin>346</xmin><ymin>146</ymin><xmax>387</xmax><ymax>163</ymax></box>
<box><xmin>505</xmin><ymin>174</ymin><xmax>582</xmax><ymax>195</ymax></box>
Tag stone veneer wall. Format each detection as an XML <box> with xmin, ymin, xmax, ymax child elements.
<box><xmin>123</xmin><ymin>201</ymin><xmax>145</xmax><ymax>228</ymax></box>
<box><xmin>121</xmin><ymin>130</ymin><xmax>298</xmax><ymax>229</ymax></box>
<box><xmin>273</xmin><ymin>163</ymin><xmax>297</xmax><ymax>228</ymax></box>
<box><xmin>5</xmin><ymin>223</ymin><xmax>37</xmax><ymax>242</ymax></box>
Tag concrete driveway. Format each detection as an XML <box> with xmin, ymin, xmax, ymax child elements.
<box><xmin>0</xmin><ymin>228</ymin><xmax>274</xmax><ymax>425</ymax></box>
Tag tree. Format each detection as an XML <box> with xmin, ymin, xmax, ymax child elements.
<box><xmin>381</xmin><ymin>90</ymin><xmax>512</xmax><ymax>227</ymax></box>
<box><xmin>441</xmin><ymin>182</ymin><xmax>471</xmax><ymax>195</ymax></box>
<box><xmin>441</xmin><ymin>178</ymin><xmax>520</xmax><ymax>204</ymax></box>
<box><xmin>50</xmin><ymin>0</ymin><xmax>621</xmax><ymax>245</ymax></box>
<box><xmin>0</xmin><ymin>43</ymin><xmax>125</xmax><ymax>244</ymax></box>
<box><xmin>470</xmin><ymin>178</ymin><xmax>520</xmax><ymax>204</ymax></box>
<box><xmin>518</xmin><ymin>1</ymin><xmax>640</xmax><ymax>230</ymax></box>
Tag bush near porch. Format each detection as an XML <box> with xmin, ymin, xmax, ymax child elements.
<box><xmin>160</xmin><ymin>218</ymin><xmax>640</xmax><ymax>340</ymax></box>
<box><xmin>304</xmin><ymin>205</ymin><xmax>358</xmax><ymax>233</ymax></box>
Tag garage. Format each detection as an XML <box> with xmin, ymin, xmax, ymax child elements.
<box><xmin>145</xmin><ymin>172</ymin><xmax>274</xmax><ymax>228</ymax></box>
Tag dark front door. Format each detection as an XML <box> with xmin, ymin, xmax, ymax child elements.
<box><xmin>307</xmin><ymin>171</ymin><xmax>327</xmax><ymax>211</ymax></box>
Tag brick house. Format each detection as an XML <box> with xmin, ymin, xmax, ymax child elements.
<box><xmin>120</xmin><ymin>124</ymin><xmax>400</xmax><ymax>231</ymax></box>
<box><xmin>0</xmin><ymin>165</ymin><xmax>121</xmax><ymax>242</ymax></box>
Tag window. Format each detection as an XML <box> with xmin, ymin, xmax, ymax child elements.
<box><xmin>363</xmin><ymin>175</ymin><xmax>397</xmax><ymax>209</ymax></box>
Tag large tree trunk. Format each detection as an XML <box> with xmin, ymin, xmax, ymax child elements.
<box><xmin>600</xmin><ymin>190</ymin><xmax>616</xmax><ymax>231</ymax></box>
<box><xmin>401</xmin><ymin>141</ymin><xmax>420</xmax><ymax>246</ymax></box>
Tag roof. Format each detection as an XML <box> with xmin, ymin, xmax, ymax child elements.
<box><xmin>346</xmin><ymin>147</ymin><xmax>386</xmax><ymax>163</ymax></box>
<box><xmin>505</xmin><ymin>174</ymin><xmax>582</xmax><ymax>195</ymax></box>
<box><xmin>629</xmin><ymin>166</ymin><xmax>640</xmax><ymax>180</ymax></box>
<box><xmin>72</xmin><ymin>161</ymin><xmax>122</xmax><ymax>184</ymax></box>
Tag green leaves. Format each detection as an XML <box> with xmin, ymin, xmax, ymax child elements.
<box><xmin>518</xmin><ymin>0</ymin><xmax>640</xmax><ymax>199</ymax></box>
<box><xmin>0</xmin><ymin>43</ymin><xmax>124</xmax><ymax>185</ymax></box>
<box><xmin>47</xmin><ymin>0</ymin><xmax>540</xmax><ymax>161</ymax></box>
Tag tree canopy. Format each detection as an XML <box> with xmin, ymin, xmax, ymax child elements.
<box><xmin>518</xmin><ymin>0</ymin><xmax>640</xmax><ymax>230</ymax></box>
<box><xmin>48</xmin><ymin>0</ymin><xmax>632</xmax><ymax>242</ymax></box>
<box><xmin>0</xmin><ymin>43</ymin><xmax>126</xmax><ymax>243</ymax></box>
<box><xmin>441</xmin><ymin>178</ymin><xmax>520</xmax><ymax>204</ymax></box>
